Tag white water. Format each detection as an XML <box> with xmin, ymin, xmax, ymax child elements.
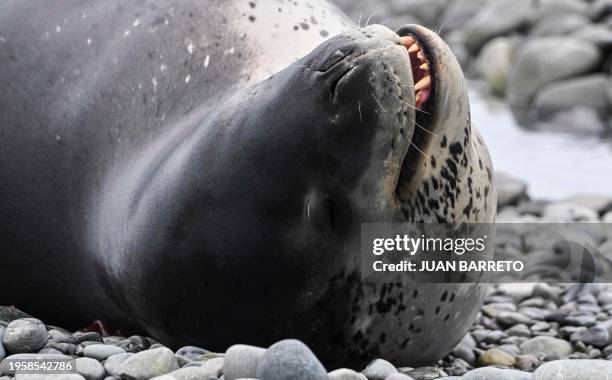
<box><xmin>470</xmin><ymin>89</ymin><xmax>612</xmax><ymax>200</ymax></box>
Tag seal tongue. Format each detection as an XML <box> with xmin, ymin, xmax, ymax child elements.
<box><xmin>400</xmin><ymin>36</ymin><xmax>431</xmax><ymax>110</ymax></box>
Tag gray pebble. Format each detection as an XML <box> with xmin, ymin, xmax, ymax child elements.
<box><xmin>150</xmin><ymin>366</ymin><xmax>220</xmax><ymax>380</ymax></box>
<box><xmin>0</xmin><ymin>327</ymin><xmax>6</xmax><ymax>360</ymax></box>
<box><xmin>117</xmin><ymin>347</ymin><xmax>178</xmax><ymax>380</ymax></box>
<box><xmin>385</xmin><ymin>374</ymin><xmax>414</xmax><ymax>380</ymax></box>
<box><xmin>520</xmin><ymin>336</ymin><xmax>573</xmax><ymax>356</ymax></box>
<box><xmin>116</xmin><ymin>336</ymin><xmax>150</xmax><ymax>354</ymax></box>
<box><xmin>37</xmin><ymin>348</ymin><xmax>64</xmax><ymax>355</ymax></box>
<box><xmin>506</xmin><ymin>324</ymin><xmax>532</xmax><ymax>337</ymax></box>
<box><xmin>174</xmin><ymin>346</ymin><xmax>210</xmax><ymax>367</ymax></box>
<box><xmin>44</xmin><ymin>342</ymin><xmax>77</xmax><ymax>355</ymax></box>
<box><xmin>256</xmin><ymin>339</ymin><xmax>327</xmax><ymax>380</ymax></box>
<box><xmin>224</xmin><ymin>344</ymin><xmax>266</xmax><ymax>380</ymax></box>
<box><xmin>72</xmin><ymin>332</ymin><xmax>103</xmax><ymax>344</ymax></box>
<box><xmin>533</xmin><ymin>359</ymin><xmax>612</xmax><ymax>379</ymax></box>
<box><xmin>514</xmin><ymin>354</ymin><xmax>539</xmax><ymax>372</ymax></box>
<box><xmin>198</xmin><ymin>357</ymin><xmax>223</xmax><ymax>378</ymax></box>
<box><xmin>570</xmin><ymin>325</ymin><xmax>610</xmax><ymax>347</ymax></box>
<box><xmin>328</xmin><ymin>368</ymin><xmax>368</xmax><ymax>380</ymax></box>
<box><xmin>47</xmin><ymin>330</ymin><xmax>77</xmax><ymax>345</ymax></box>
<box><xmin>2</xmin><ymin>319</ymin><xmax>48</xmax><ymax>354</ymax></box>
<box><xmin>362</xmin><ymin>359</ymin><xmax>397</xmax><ymax>380</ymax></box>
<box><xmin>75</xmin><ymin>357</ymin><xmax>106</xmax><ymax>380</ymax></box>
<box><xmin>496</xmin><ymin>311</ymin><xmax>533</xmax><ymax>327</ymax></box>
<box><xmin>82</xmin><ymin>345</ymin><xmax>126</xmax><ymax>361</ymax></box>
<box><xmin>451</xmin><ymin>342</ymin><xmax>475</xmax><ymax>365</ymax></box>
<box><xmin>462</xmin><ymin>367</ymin><xmax>532</xmax><ymax>380</ymax></box>
<box><xmin>102</xmin><ymin>352</ymin><xmax>133</xmax><ymax>377</ymax></box>
<box><xmin>403</xmin><ymin>366</ymin><xmax>447</xmax><ymax>380</ymax></box>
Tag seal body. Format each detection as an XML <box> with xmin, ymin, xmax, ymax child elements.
<box><xmin>0</xmin><ymin>0</ymin><xmax>495</xmax><ymax>367</ymax></box>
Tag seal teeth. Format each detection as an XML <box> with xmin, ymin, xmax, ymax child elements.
<box><xmin>399</xmin><ymin>34</ymin><xmax>432</xmax><ymax>110</ymax></box>
<box><xmin>415</xmin><ymin>76</ymin><xmax>431</xmax><ymax>91</ymax></box>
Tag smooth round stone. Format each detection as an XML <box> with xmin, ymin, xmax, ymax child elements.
<box><xmin>328</xmin><ymin>368</ymin><xmax>368</xmax><ymax>380</ymax></box>
<box><xmin>384</xmin><ymin>374</ymin><xmax>414</xmax><ymax>380</ymax></box>
<box><xmin>14</xmin><ymin>374</ymin><xmax>86</xmax><ymax>380</ymax></box>
<box><xmin>462</xmin><ymin>367</ymin><xmax>532</xmax><ymax>380</ymax></box>
<box><xmin>496</xmin><ymin>311</ymin><xmax>533</xmax><ymax>327</ymax></box>
<box><xmin>482</xmin><ymin>303</ymin><xmax>518</xmax><ymax>318</ymax></box>
<box><xmin>0</xmin><ymin>327</ymin><xmax>6</xmax><ymax>360</ymax></box>
<box><xmin>403</xmin><ymin>367</ymin><xmax>447</xmax><ymax>379</ymax></box>
<box><xmin>463</xmin><ymin>0</ymin><xmax>532</xmax><ymax>53</ymax></box>
<box><xmin>562</xmin><ymin>314</ymin><xmax>597</xmax><ymax>327</ymax></box>
<box><xmin>495</xmin><ymin>173</ymin><xmax>529</xmax><ymax>208</ymax></box>
<box><xmin>532</xmin><ymin>284</ymin><xmax>561</xmax><ymax>301</ymax></box>
<box><xmin>506</xmin><ymin>324</ymin><xmax>532</xmax><ymax>338</ymax></box>
<box><xmin>570</xmin><ymin>325</ymin><xmax>611</xmax><ymax>347</ymax></box>
<box><xmin>47</xmin><ymin>330</ymin><xmax>77</xmax><ymax>344</ymax></box>
<box><xmin>45</xmin><ymin>342</ymin><xmax>77</xmax><ymax>355</ymax></box>
<box><xmin>477</xmin><ymin>348</ymin><xmax>516</xmax><ymax>367</ymax></box>
<box><xmin>73</xmin><ymin>332</ymin><xmax>103</xmax><ymax>344</ymax></box>
<box><xmin>256</xmin><ymin>340</ymin><xmax>327</xmax><ymax>380</ymax></box>
<box><xmin>102</xmin><ymin>352</ymin><xmax>133</xmax><ymax>377</ymax></box>
<box><xmin>443</xmin><ymin>358</ymin><xmax>470</xmax><ymax>377</ymax></box>
<box><xmin>507</xmin><ymin>38</ymin><xmax>601</xmax><ymax>120</ymax></box>
<box><xmin>83</xmin><ymin>345</ymin><xmax>126</xmax><ymax>361</ymax></box>
<box><xmin>519</xmin><ymin>336</ymin><xmax>573</xmax><ymax>356</ymax></box>
<box><xmin>197</xmin><ymin>357</ymin><xmax>223</xmax><ymax>378</ymax></box>
<box><xmin>476</xmin><ymin>37</ymin><xmax>518</xmax><ymax>96</ymax></box>
<box><xmin>451</xmin><ymin>343</ymin><xmax>475</xmax><ymax>366</ymax></box>
<box><xmin>174</xmin><ymin>346</ymin><xmax>210</xmax><ymax>367</ymax></box>
<box><xmin>75</xmin><ymin>357</ymin><xmax>106</xmax><ymax>380</ymax></box>
<box><xmin>533</xmin><ymin>359</ymin><xmax>612</xmax><ymax>379</ymax></box>
<box><xmin>598</xmin><ymin>291</ymin><xmax>612</xmax><ymax>305</ymax></box>
<box><xmin>37</xmin><ymin>348</ymin><xmax>63</xmax><ymax>355</ymax></box>
<box><xmin>224</xmin><ymin>344</ymin><xmax>266</xmax><ymax>380</ymax></box>
<box><xmin>2</xmin><ymin>319</ymin><xmax>48</xmax><ymax>354</ymax></box>
<box><xmin>116</xmin><ymin>336</ymin><xmax>150</xmax><ymax>353</ymax></box>
<box><xmin>151</xmin><ymin>366</ymin><xmax>221</xmax><ymax>380</ymax></box>
<box><xmin>117</xmin><ymin>347</ymin><xmax>178</xmax><ymax>380</ymax></box>
<box><xmin>497</xmin><ymin>284</ymin><xmax>536</xmax><ymax>302</ymax></box>
<box><xmin>514</xmin><ymin>354</ymin><xmax>539</xmax><ymax>372</ymax></box>
<box><xmin>361</xmin><ymin>359</ymin><xmax>397</xmax><ymax>380</ymax></box>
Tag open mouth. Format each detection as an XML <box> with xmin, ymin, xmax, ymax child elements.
<box><xmin>394</xmin><ymin>31</ymin><xmax>436</xmax><ymax>202</ymax></box>
<box><xmin>400</xmin><ymin>35</ymin><xmax>432</xmax><ymax>112</ymax></box>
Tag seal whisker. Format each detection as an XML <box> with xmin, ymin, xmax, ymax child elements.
<box><xmin>390</xmin><ymin>93</ymin><xmax>430</xmax><ymax>115</ymax></box>
<box><xmin>437</xmin><ymin>20</ymin><xmax>447</xmax><ymax>36</ymax></box>
<box><xmin>371</xmin><ymin>94</ymin><xmax>387</xmax><ymax>112</ymax></box>
<box><xmin>409</xmin><ymin>139</ymin><xmax>431</xmax><ymax>160</ymax></box>
<box><xmin>365</xmin><ymin>11</ymin><xmax>379</xmax><ymax>27</ymax></box>
<box><xmin>357</xmin><ymin>101</ymin><xmax>363</xmax><ymax>123</ymax></box>
<box><xmin>395</xmin><ymin>81</ymin><xmax>414</xmax><ymax>88</ymax></box>
<box><xmin>411</xmin><ymin>117</ymin><xmax>440</xmax><ymax>137</ymax></box>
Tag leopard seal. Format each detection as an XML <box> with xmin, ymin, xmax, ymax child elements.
<box><xmin>0</xmin><ymin>0</ymin><xmax>495</xmax><ymax>367</ymax></box>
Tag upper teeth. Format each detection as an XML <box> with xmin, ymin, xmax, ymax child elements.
<box><xmin>399</xmin><ymin>34</ymin><xmax>432</xmax><ymax>110</ymax></box>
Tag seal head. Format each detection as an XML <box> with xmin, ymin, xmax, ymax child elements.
<box><xmin>96</xmin><ymin>25</ymin><xmax>495</xmax><ymax>367</ymax></box>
